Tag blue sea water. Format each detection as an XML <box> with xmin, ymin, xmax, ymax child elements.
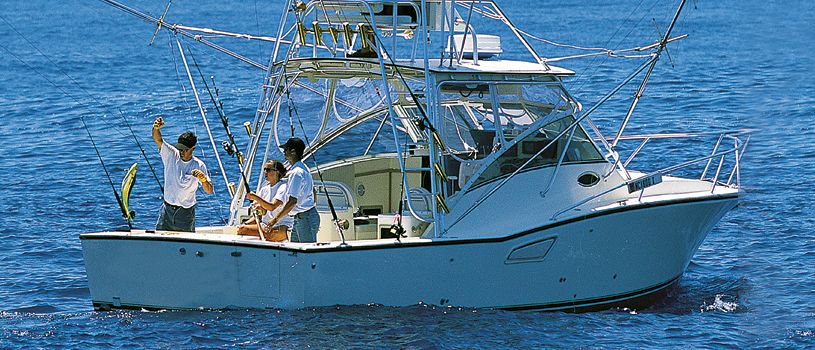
<box><xmin>1</xmin><ymin>0</ymin><xmax>814</xmax><ymax>348</ymax></box>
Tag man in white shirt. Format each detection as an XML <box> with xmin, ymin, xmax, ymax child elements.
<box><xmin>266</xmin><ymin>137</ymin><xmax>319</xmax><ymax>243</ymax></box>
<box><xmin>151</xmin><ymin>116</ymin><xmax>213</xmax><ymax>232</ymax></box>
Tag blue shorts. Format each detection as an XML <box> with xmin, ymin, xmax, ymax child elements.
<box><xmin>290</xmin><ymin>207</ymin><xmax>319</xmax><ymax>243</ymax></box>
<box><xmin>156</xmin><ymin>201</ymin><xmax>196</xmax><ymax>232</ymax></box>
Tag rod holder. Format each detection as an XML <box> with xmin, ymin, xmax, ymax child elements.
<box><xmin>328</xmin><ymin>27</ymin><xmax>339</xmax><ymax>45</ymax></box>
<box><xmin>243</xmin><ymin>121</ymin><xmax>252</xmax><ymax>137</ymax></box>
<box><xmin>434</xmin><ymin>163</ymin><xmax>448</xmax><ymax>183</ymax></box>
<box><xmin>297</xmin><ymin>21</ymin><xmax>308</xmax><ymax>44</ymax></box>
<box><xmin>342</xmin><ymin>22</ymin><xmax>353</xmax><ymax>48</ymax></box>
<box><xmin>357</xmin><ymin>24</ymin><xmax>370</xmax><ymax>49</ymax></box>
<box><xmin>431</xmin><ymin>131</ymin><xmax>447</xmax><ymax>151</ymax></box>
<box><xmin>312</xmin><ymin>21</ymin><xmax>323</xmax><ymax>46</ymax></box>
<box><xmin>436</xmin><ymin>194</ymin><xmax>450</xmax><ymax>214</ymax></box>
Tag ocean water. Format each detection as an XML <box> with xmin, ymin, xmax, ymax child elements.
<box><xmin>1</xmin><ymin>0</ymin><xmax>814</xmax><ymax>348</ymax></box>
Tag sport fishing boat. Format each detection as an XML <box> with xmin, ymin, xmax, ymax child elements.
<box><xmin>81</xmin><ymin>0</ymin><xmax>749</xmax><ymax>311</ymax></box>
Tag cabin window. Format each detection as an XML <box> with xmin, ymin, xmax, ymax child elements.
<box><xmin>470</xmin><ymin>115</ymin><xmax>604</xmax><ymax>188</ymax></box>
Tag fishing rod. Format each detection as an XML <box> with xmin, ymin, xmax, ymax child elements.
<box><xmin>282</xmin><ymin>69</ymin><xmax>349</xmax><ymax>245</ymax></box>
<box><xmin>81</xmin><ymin>117</ymin><xmax>133</xmax><ymax>230</ymax></box>
<box><xmin>183</xmin><ymin>44</ymin><xmax>271</xmax><ymax>240</ymax></box>
<box><xmin>185</xmin><ymin>46</ymin><xmax>244</xmax><ymax>170</ymax></box>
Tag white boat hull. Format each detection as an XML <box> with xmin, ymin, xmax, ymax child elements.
<box><xmin>81</xmin><ymin>193</ymin><xmax>737</xmax><ymax>311</ymax></box>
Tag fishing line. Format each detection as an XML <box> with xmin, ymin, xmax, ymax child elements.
<box><xmin>120</xmin><ymin>109</ymin><xmax>164</xmax><ymax>193</ymax></box>
<box><xmin>0</xmin><ymin>13</ymin><xmax>166</xmax><ymax>194</ymax></box>
<box><xmin>167</xmin><ymin>31</ymin><xmax>196</xmax><ymax>121</ymax></box>
<box><xmin>253</xmin><ymin>0</ymin><xmax>264</xmax><ymax>62</ymax></box>
<box><xmin>281</xmin><ymin>67</ymin><xmax>347</xmax><ymax>244</ymax></box>
<box><xmin>569</xmin><ymin>0</ymin><xmax>654</xmax><ymax>95</ymax></box>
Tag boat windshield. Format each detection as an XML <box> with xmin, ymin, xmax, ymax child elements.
<box><xmin>417</xmin><ymin>82</ymin><xmax>602</xmax><ymax>192</ymax></box>
<box><xmin>469</xmin><ymin>115</ymin><xmax>605</xmax><ymax>188</ymax></box>
<box><xmin>432</xmin><ymin>82</ymin><xmax>574</xmax><ymax>158</ymax></box>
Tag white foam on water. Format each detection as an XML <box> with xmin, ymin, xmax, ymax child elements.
<box><xmin>700</xmin><ymin>294</ymin><xmax>739</xmax><ymax>313</ymax></box>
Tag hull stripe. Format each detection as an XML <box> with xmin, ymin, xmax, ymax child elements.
<box><xmin>499</xmin><ymin>275</ymin><xmax>680</xmax><ymax>312</ymax></box>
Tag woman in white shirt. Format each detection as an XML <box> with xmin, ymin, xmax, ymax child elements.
<box><xmin>238</xmin><ymin>160</ymin><xmax>293</xmax><ymax>241</ymax></box>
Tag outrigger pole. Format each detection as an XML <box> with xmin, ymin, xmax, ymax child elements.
<box><xmin>611</xmin><ymin>0</ymin><xmax>687</xmax><ymax>149</ymax></box>
<box><xmin>148</xmin><ymin>0</ymin><xmax>173</xmax><ymax>46</ymax></box>
<box><xmin>81</xmin><ymin>117</ymin><xmax>133</xmax><ymax>230</ymax></box>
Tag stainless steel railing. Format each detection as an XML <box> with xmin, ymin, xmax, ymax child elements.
<box><xmin>551</xmin><ymin>129</ymin><xmax>751</xmax><ymax>220</ymax></box>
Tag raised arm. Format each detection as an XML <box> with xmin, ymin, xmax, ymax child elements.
<box><xmin>152</xmin><ymin>116</ymin><xmax>165</xmax><ymax>150</ymax></box>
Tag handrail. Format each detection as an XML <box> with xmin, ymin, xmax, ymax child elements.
<box><xmin>701</xmin><ymin>134</ymin><xmax>724</xmax><ymax>180</ymax></box>
<box><xmin>727</xmin><ymin>135</ymin><xmax>750</xmax><ymax>186</ymax></box>
<box><xmin>609</xmin><ymin>129</ymin><xmax>751</xmax><ymax>171</ymax></box>
<box><xmin>551</xmin><ymin>136</ymin><xmax>748</xmax><ymax>220</ymax></box>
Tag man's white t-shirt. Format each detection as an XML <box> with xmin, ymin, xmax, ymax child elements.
<box><xmin>160</xmin><ymin>142</ymin><xmax>209</xmax><ymax>208</ymax></box>
<box><xmin>285</xmin><ymin>161</ymin><xmax>315</xmax><ymax>214</ymax></box>
<box><xmin>258</xmin><ymin>181</ymin><xmax>294</xmax><ymax>228</ymax></box>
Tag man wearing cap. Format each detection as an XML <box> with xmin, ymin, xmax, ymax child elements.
<box><xmin>266</xmin><ymin>137</ymin><xmax>320</xmax><ymax>243</ymax></box>
<box><xmin>151</xmin><ymin>116</ymin><xmax>213</xmax><ymax>232</ymax></box>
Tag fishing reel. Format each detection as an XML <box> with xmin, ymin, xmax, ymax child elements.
<box><xmin>222</xmin><ymin>141</ymin><xmax>235</xmax><ymax>156</ymax></box>
<box><xmin>221</xmin><ymin>141</ymin><xmax>245</xmax><ymax>164</ymax></box>
<box><xmin>389</xmin><ymin>223</ymin><xmax>406</xmax><ymax>242</ymax></box>
<box><xmin>251</xmin><ymin>206</ymin><xmax>267</xmax><ymax>217</ymax></box>
<box><xmin>335</xmin><ymin>219</ymin><xmax>350</xmax><ymax>231</ymax></box>
<box><xmin>412</xmin><ymin>117</ymin><xmax>427</xmax><ymax>132</ymax></box>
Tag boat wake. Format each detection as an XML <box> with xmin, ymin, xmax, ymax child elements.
<box><xmin>700</xmin><ymin>294</ymin><xmax>741</xmax><ymax>313</ymax></box>
<box><xmin>643</xmin><ymin>276</ymin><xmax>749</xmax><ymax>314</ymax></box>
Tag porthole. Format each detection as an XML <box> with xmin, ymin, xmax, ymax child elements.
<box><xmin>577</xmin><ymin>172</ymin><xmax>600</xmax><ymax>187</ymax></box>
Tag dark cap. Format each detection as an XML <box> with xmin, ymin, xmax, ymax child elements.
<box><xmin>176</xmin><ymin>131</ymin><xmax>197</xmax><ymax>151</ymax></box>
<box><xmin>279</xmin><ymin>137</ymin><xmax>306</xmax><ymax>155</ymax></box>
